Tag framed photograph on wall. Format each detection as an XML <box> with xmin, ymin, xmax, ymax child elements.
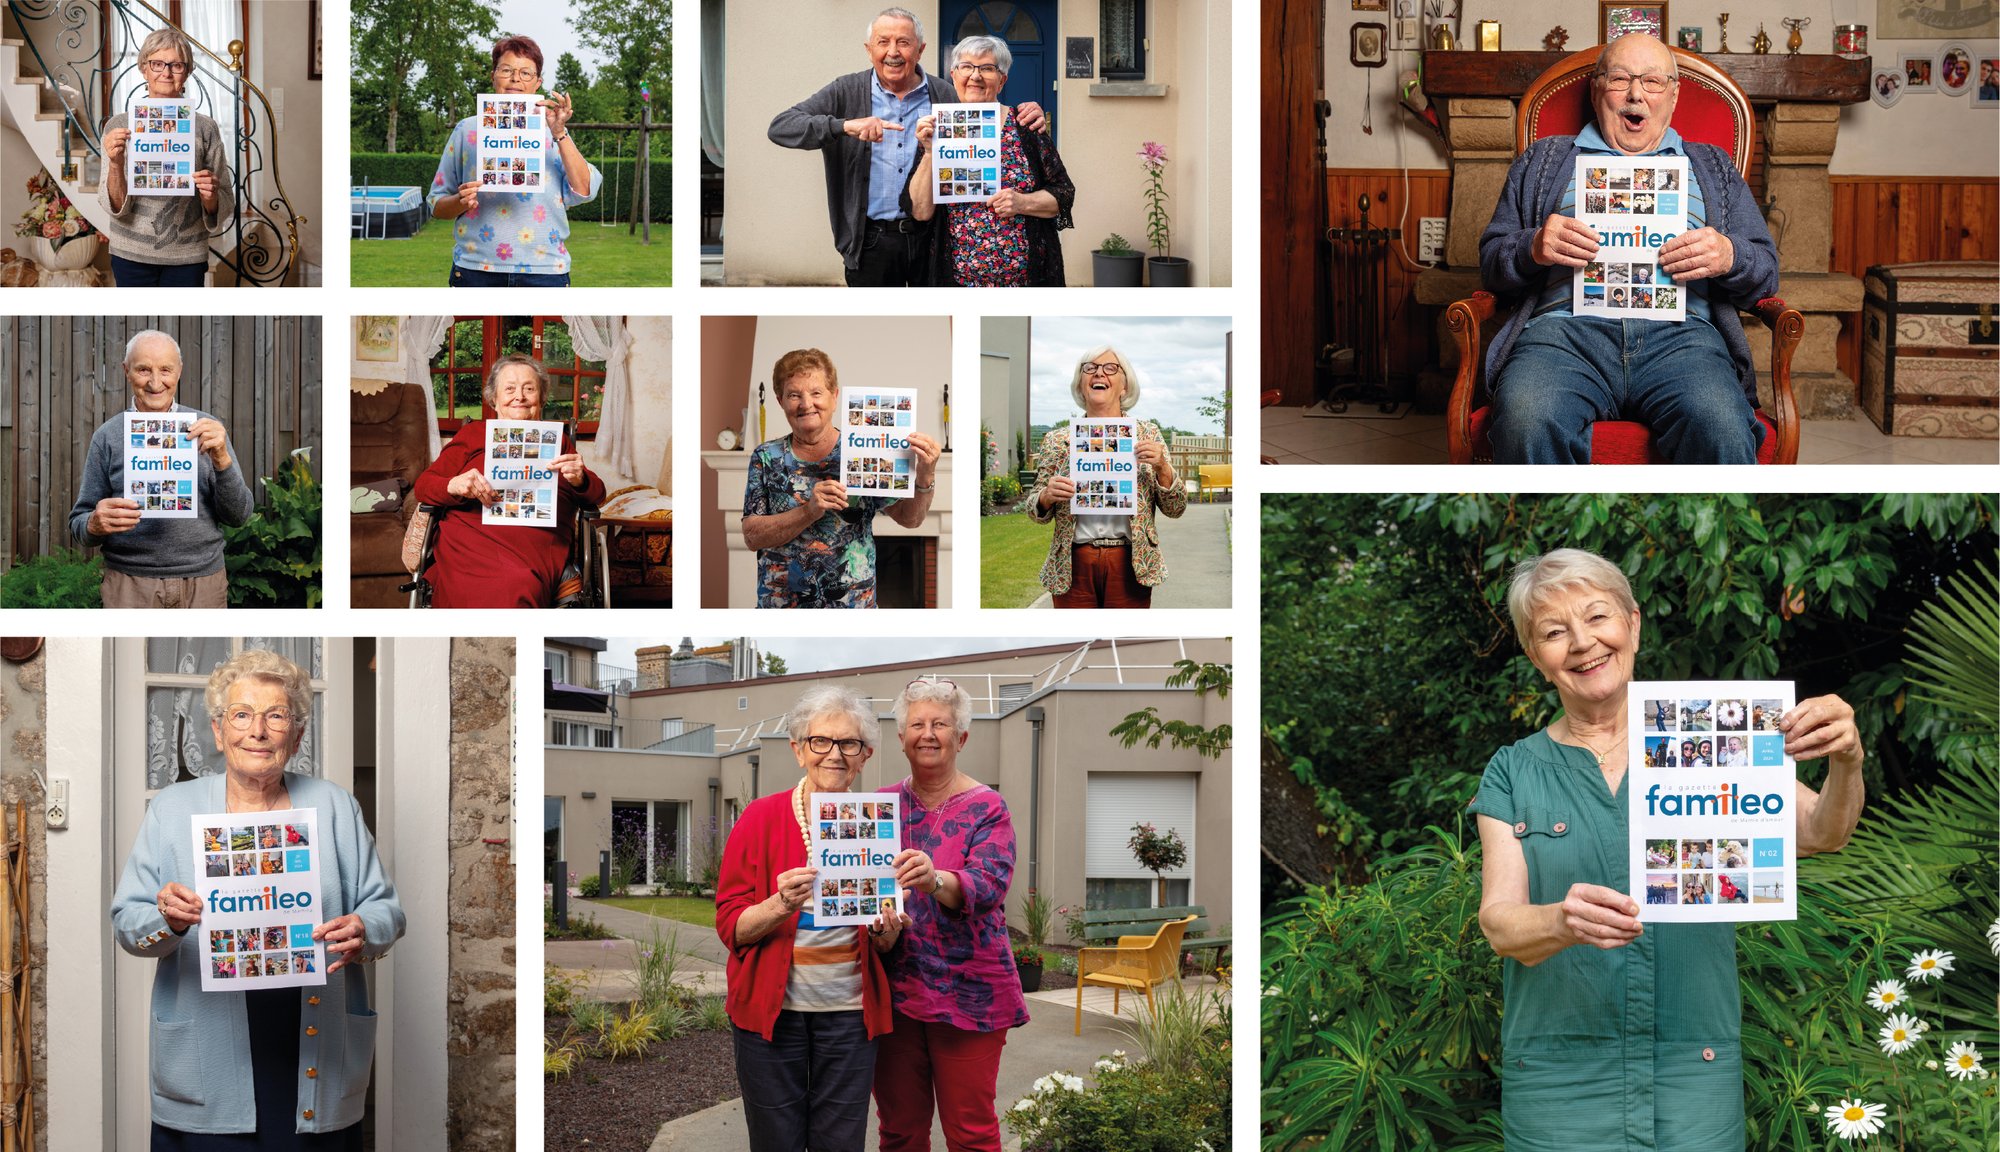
<box><xmin>1602</xmin><ymin>2</ymin><xmax>1669</xmax><ymax>43</ymax></box>
<box><xmin>1677</xmin><ymin>26</ymin><xmax>1703</xmax><ymax>52</ymax></box>
<box><xmin>1872</xmin><ymin>66</ymin><xmax>1905</xmax><ymax>108</ymax></box>
<box><xmin>1900</xmin><ymin>51</ymin><xmax>1937</xmax><ymax>93</ymax></box>
<box><xmin>1351</xmin><ymin>21</ymin><xmax>1388</xmax><ymax>67</ymax></box>
<box><xmin>1937</xmin><ymin>41</ymin><xmax>1975</xmax><ymax>95</ymax></box>
<box><xmin>1976</xmin><ymin>54</ymin><xmax>2000</xmax><ymax>107</ymax></box>
<box><xmin>1353</xmin><ymin>0</ymin><xmax>1389</xmax><ymax>11</ymax></box>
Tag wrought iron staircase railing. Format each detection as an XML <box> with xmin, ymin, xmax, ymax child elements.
<box><xmin>5</xmin><ymin>0</ymin><xmax>304</xmax><ymax>284</ymax></box>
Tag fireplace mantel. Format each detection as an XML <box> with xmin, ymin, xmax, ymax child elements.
<box><xmin>1421</xmin><ymin>51</ymin><xmax>1871</xmax><ymax>105</ymax></box>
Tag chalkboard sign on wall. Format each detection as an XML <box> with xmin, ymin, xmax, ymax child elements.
<box><xmin>1066</xmin><ymin>36</ymin><xmax>1094</xmax><ymax>79</ymax></box>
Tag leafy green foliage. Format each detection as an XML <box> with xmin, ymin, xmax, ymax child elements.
<box><xmin>981</xmin><ymin>473</ymin><xmax>1022</xmax><ymax>515</ymax></box>
<box><xmin>0</xmin><ymin>548</ymin><xmax>103</xmax><ymax>607</ymax></box>
<box><xmin>351</xmin><ymin>0</ymin><xmax>501</xmax><ymax>153</ymax></box>
<box><xmin>1022</xmin><ymin>889</ymin><xmax>1054</xmax><ymax>947</ymax></box>
<box><xmin>600</xmin><ymin>1003</ymin><xmax>662</xmax><ymax>1059</ymax></box>
<box><xmin>349</xmin><ymin>152</ymin><xmax>674</xmax><ymax>223</ymax></box>
<box><xmin>1099</xmin><ymin>232</ymin><xmax>1134</xmax><ymax>255</ymax></box>
<box><xmin>1008</xmin><ymin>1030</ymin><xmax>1231</xmax><ymax>1150</ymax></box>
<box><xmin>1112</xmin><ymin>659</ymin><xmax>1233</xmax><ymax>758</ymax></box>
<box><xmin>223</xmin><ymin>452</ymin><xmax>322</xmax><ymax>608</ymax></box>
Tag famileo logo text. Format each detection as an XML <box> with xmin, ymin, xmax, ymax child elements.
<box><xmin>1643</xmin><ymin>781</ymin><xmax>1785</xmax><ymax>818</ymax></box>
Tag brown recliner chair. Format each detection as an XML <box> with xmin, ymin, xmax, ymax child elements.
<box><xmin>349</xmin><ymin>382</ymin><xmax>434</xmax><ymax>608</ymax></box>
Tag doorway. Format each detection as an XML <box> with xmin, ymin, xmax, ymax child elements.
<box><xmin>939</xmin><ymin>1</ymin><xmax>1058</xmax><ymax>138</ymax></box>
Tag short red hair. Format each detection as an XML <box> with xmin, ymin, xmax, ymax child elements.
<box><xmin>491</xmin><ymin>36</ymin><xmax>544</xmax><ymax>77</ymax></box>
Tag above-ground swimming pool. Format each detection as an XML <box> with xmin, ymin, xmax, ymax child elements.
<box><xmin>352</xmin><ymin>185</ymin><xmax>425</xmax><ymax>239</ymax></box>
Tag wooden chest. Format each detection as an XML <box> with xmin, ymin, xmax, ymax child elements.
<box><xmin>1860</xmin><ymin>261</ymin><xmax>1999</xmax><ymax>439</ymax></box>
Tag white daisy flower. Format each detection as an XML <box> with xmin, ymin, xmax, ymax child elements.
<box><xmin>1945</xmin><ymin>1041</ymin><xmax>1983</xmax><ymax>1081</ymax></box>
<box><xmin>1877</xmin><ymin>1013</ymin><xmax>1922</xmax><ymax>1056</ymax></box>
<box><xmin>1906</xmin><ymin>949</ymin><xmax>1955</xmax><ymax>983</ymax></box>
<box><xmin>1823</xmin><ymin>1098</ymin><xmax>1887</xmax><ymax>1141</ymax></box>
<box><xmin>1986</xmin><ymin>917</ymin><xmax>1999</xmax><ymax>957</ymax></box>
<box><xmin>1866</xmin><ymin>978</ymin><xmax>1908</xmax><ymax>1012</ymax></box>
<box><xmin>1012</xmin><ymin>1097</ymin><xmax>1035</xmax><ymax>1113</ymax></box>
<box><xmin>1717</xmin><ymin>700</ymin><xmax>1745</xmax><ymax>727</ymax></box>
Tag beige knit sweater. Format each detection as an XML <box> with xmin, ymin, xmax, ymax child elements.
<box><xmin>97</xmin><ymin>109</ymin><xmax>234</xmax><ymax>269</ymax></box>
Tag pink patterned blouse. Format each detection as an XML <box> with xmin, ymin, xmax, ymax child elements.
<box><xmin>883</xmin><ymin>779</ymin><xmax>1031</xmax><ymax>1033</ymax></box>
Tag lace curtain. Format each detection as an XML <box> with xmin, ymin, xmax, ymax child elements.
<box><xmin>563</xmin><ymin>315</ymin><xmax>634</xmax><ymax>480</ymax></box>
<box><xmin>402</xmin><ymin>316</ymin><xmax>455</xmax><ymax>458</ymax></box>
<box><xmin>144</xmin><ymin>638</ymin><xmax>323</xmax><ymax>790</ymax></box>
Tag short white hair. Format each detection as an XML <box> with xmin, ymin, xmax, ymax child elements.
<box><xmin>124</xmin><ymin>329</ymin><xmax>182</xmax><ymax>368</ymax></box>
<box><xmin>785</xmin><ymin>685</ymin><xmax>878</xmax><ymax>753</ymax></box>
<box><xmin>952</xmin><ymin>35</ymin><xmax>1013</xmax><ymax>75</ymax></box>
<box><xmin>1506</xmin><ymin>548</ymin><xmax>1640</xmax><ymax>651</ymax></box>
<box><xmin>1069</xmin><ymin>345</ymin><xmax>1142</xmax><ymax>412</ymax></box>
<box><xmin>869</xmin><ymin>7</ymin><xmax>926</xmax><ymax>44</ymax></box>
<box><xmin>894</xmin><ymin>678</ymin><xmax>972</xmax><ymax>737</ymax></box>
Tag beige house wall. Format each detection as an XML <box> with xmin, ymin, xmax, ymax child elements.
<box><xmin>719</xmin><ymin>1</ymin><xmax>1230</xmax><ymax>286</ymax></box>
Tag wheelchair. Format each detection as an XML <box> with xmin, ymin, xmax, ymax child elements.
<box><xmin>400</xmin><ymin>501</ymin><xmax>608</xmax><ymax>609</ymax></box>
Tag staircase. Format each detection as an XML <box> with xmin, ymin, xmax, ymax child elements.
<box><xmin>2</xmin><ymin>0</ymin><xmax>303</xmax><ymax>285</ymax></box>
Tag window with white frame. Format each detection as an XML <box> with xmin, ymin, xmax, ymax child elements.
<box><xmin>141</xmin><ymin>637</ymin><xmax>326</xmax><ymax>788</ymax></box>
<box><xmin>1084</xmin><ymin>772</ymin><xmax>1195</xmax><ymax>909</ymax></box>
<box><xmin>545</xmin><ymin>648</ymin><xmax>569</xmax><ymax>683</ymax></box>
<box><xmin>550</xmin><ymin>719</ymin><xmax>616</xmax><ymax>748</ymax></box>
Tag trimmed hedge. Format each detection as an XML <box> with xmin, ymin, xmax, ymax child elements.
<box><xmin>350</xmin><ymin>152</ymin><xmax>673</xmax><ymax>224</ymax></box>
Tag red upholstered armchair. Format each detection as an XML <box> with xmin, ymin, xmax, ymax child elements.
<box><xmin>1445</xmin><ymin>46</ymin><xmax>1803</xmax><ymax>463</ymax></box>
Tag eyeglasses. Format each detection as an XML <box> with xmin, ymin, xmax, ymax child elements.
<box><xmin>1598</xmin><ymin>71</ymin><xmax>1677</xmax><ymax>94</ymax></box>
<box><xmin>222</xmin><ymin>707</ymin><xmax>296</xmax><ymax>732</ymax></box>
<box><xmin>1080</xmin><ymin>363</ymin><xmax>1124</xmax><ymax>377</ymax></box>
<box><xmin>143</xmin><ymin>60</ymin><xmax>191</xmax><ymax>75</ymax></box>
<box><xmin>802</xmin><ymin>736</ymin><xmax>866</xmax><ymax>756</ymax></box>
<box><xmin>953</xmin><ymin>63</ymin><xmax>1003</xmax><ymax>78</ymax></box>
<box><xmin>495</xmin><ymin>67</ymin><xmax>540</xmax><ymax>82</ymax></box>
<box><xmin>906</xmin><ymin>678</ymin><xmax>958</xmax><ymax>692</ymax></box>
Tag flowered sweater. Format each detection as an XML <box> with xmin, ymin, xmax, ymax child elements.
<box><xmin>428</xmin><ymin>114</ymin><xmax>601</xmax><ymax>275</ymax></box>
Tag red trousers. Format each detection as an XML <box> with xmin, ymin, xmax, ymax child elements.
<box><xmin>1053</xmin><ymin>544</ymin><xmax>1152</xmax><ymax>608</ymax></box>
<box><xmin>873</xmin><ymin>1011</ymin><xmax>1010</xmax><ymax>1151</ymax></box>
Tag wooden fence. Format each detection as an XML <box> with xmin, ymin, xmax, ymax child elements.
<box><xmin>0</xmin><ymin>315</ymin><xmax>322</xmax><ymax>570</ymax></box>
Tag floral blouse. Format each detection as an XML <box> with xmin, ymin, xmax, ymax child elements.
<box><xmin>946</xmin><ymin>112</ymin><xmax>1033</xmax><ymax>287</ymax></box>
<box><xmin>743</xmin><ymin>436</ymin><xmax>890</xmax><ymax>609</ymax></box>
<box><xmin>884</xmin><ymin>780</ymin><xmax>1030</xmax><ymax>1033</ymax></box>
<box><xmin>428</xmin><ymin>114</ymin><xmax>601</xmax><ymax>275</ymax></box>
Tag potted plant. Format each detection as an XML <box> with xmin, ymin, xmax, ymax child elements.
<box><xmin>1013</xmin><ymin>942</ymin><xmax>1045</xmax><ymax>992</ymax></box>
<box><xmin>1138</xmin><ymin>142</ymin><xmax>1191</xmax><ymax>286</ymax></box>
<box><xmin>1128</xmin><ymin>822</ymin><xmax>1188</xmax><ymax>906</ymax></box>
<box><xmin>1091</xmin><ymin>232</ymin><xmax>1144</xmax><ymax>287</ymax></box>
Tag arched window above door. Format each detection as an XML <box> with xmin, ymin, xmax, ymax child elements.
<box><xmin>955</xmin><ymin>2</ymin><xmax>1042</xmax><ymax>44</ymax></box>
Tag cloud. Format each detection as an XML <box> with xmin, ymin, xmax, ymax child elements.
<box><xmin>1028</xmin><ymin>316</ymin><xmax>1232</xmax><ymax>433</ymax></box>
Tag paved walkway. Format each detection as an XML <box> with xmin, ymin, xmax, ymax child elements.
<box><xmin>1027</xmin><ymin>501</ymin><xmax>1233</xmax><ymax>609</ymax></box>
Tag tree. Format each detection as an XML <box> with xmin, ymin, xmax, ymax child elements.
<box><xmin>1110</xmin><ymin>660</ymin><xmax>1231</xmax><ymax>759</ymax></box>
<box><xmin>568</xmin><ymin>0</ymin><xmax>672</xmax><ymax>122</ymax></box>
<box><xmin>352</xmin><ymin>0</ymin><xmax>500</xmax><ymax>152</ymax></box>
<box><xmin>554</xmin><ymin>52</ymin><xmax>590</xmax><ymax>99</ymax></box>
<box><xmin>760</xmin><ymin>652</ymin><xmax>789</xmax><ymax>677</ymax></box>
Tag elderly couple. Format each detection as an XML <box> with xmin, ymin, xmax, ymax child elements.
<box><xmin>719</xmin><ymin>678</ymin><xmax>1027</xmax><ymax>1150</ymax></box>
<box><xmin>771</xmin><ymin>6</ymin><xmax>1075</xmax><ymax>286</ymax></box>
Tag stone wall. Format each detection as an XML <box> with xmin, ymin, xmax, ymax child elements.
<box><xmin>0</xmin><ymin>646</ymin><xmax>48</xmax><ymax>1152</ymax></box>
<box><xmin>445</xmin><ymin>638</ymin><xmax>515</xmax><ymax>1152</ymax></box>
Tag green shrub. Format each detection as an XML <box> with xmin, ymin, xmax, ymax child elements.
<box><xmin>0</xmin><ymin>548</ymin><xmax>103</xmax><ymax>607</ymax></box>
<box><xmin>577</xmin><ymin>873</ymin><xmax>602</xmax><ymax>898</ymax></box>
<box><xmin>600</xmin><ymin>1003</ymin><xmax>662</xmax><ymax>1060</ymax></box>
<box><xmin>223</xmin><ymin>451</ymin><xmax>322</xmax><ymax>608</ymax></box>
<box><xmin>350</xmin><ymin>151</ymin><xmax>674</xmax><ymax>224</ymax></box>
<box><xmin>981</xmin><ymin>473</ymin><xmax>1022</xmax><ymax>514</ymax></box>
<box><xmin>1007</xmin><ymin>1041</ymin><xmax>1231</xmax><ymax>1151</ymax></box>
<box><xmin>695</xmin><ymin>995</ymin><xmax>730</xmax><ymax>1032</ymax></box>
<box><xmin>544</xmin><ymin>961</ymin><xmax>586</xmax><ymax>1017</ymax></box>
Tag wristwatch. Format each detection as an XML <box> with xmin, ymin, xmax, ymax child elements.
<box><xmin>931</xmin><ymin>873</ymin><xmax>943</xmax><ymax>894</ymax></box>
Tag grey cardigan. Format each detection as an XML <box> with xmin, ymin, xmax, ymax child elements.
<box><xmin>768</xmin><ymin>68</ymin><xmax>957</xmax><ymax>270</ymax></box>
<box><xmin>68</xmin><ymin>402</ymin><xmax>254</xmax><ymax>578</ymax></box>
<box><xmin>110</xmin><ymin>772</ymin><xmax>405</xmax><ymax>1135</ymax></box>
<box><xmin>1478</xmin><ymin>134</ymin><xmax>1781</xmax><ymax>406</ymax></box>
<box><xmin>98</xmin><ymin>110</ymin><xmax>234</xmax><ymax>269</ymax></box>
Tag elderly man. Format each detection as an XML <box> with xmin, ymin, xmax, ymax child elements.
<box><xmin>1479</xmin><ymin>33</ymin><xmax>1779</xmax><ymax>463</ymax></box>
<box><xmin>68</xmin><ymin>329</ymin><xmax>253</xmax><ymax>607</ymax></box>
<box><xmin>769</xmin><ymin>7</ymin><xmax>1043</xmax><ymax>286</ymax></box>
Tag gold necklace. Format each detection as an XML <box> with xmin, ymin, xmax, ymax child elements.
<box><xmin>1567</xmin><ymin>724</ymin><xmax>1624</xmax><ymax>768</ymax></box>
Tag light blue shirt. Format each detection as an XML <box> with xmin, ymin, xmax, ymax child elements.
<box><xmin>1530</xmin><ymin>123</ymin><xmax>1712</xmax><ymax>326</ymax></box>
<box><xmin>429</xmin><ymin>113</ymin><xmax>602</xmax><ymax>274</ymax></box>
<box><xmin>866</xmin><ymin>69</ymin><xmax>932</xmax><ymax>220</ymax></box>
<box><xmin>111</xmin><ymin>772</ymin><xmax>405</xmax><ymax>1135</ymax></box>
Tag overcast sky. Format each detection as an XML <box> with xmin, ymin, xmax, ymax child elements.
<box><xmin>1029</xmin><ymin>316</ymin><xmax>1232</xmax><ymax>434</ymax></box>
<box><xmin>596</xmin><ymin>637</ymin><xmax>1076</xmax><ymax>678</ymax></box>
<box><xmin>493</xmin><ymin>0</ymin><xmax>601</xmax><ymax>73</ymax></box>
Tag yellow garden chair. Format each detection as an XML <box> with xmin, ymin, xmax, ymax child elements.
<box><xmin>1073</xmin><ymin>914</ymin><xmax>1195</xmax><ymax>1034</ymax></box>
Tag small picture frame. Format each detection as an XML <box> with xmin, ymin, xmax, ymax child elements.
<box><xmin>1871</xmin><ymin>66</ymin><xmax>1904</xmax><ymax>109</ymax></box>
<box><xmin>1976</xmin><ymin>55</ymin><xmax>2000</xmax><ymax>108</ymax></box>
<box><xmin>1899</xmin><ymin>51</ymin><xmax>1936</xmax><ymax>94</ymax></box>
<box><xmin>1352</xmin><ymin>0</ymin><xmax>1388</xmax><ymax>10</ymax></box>
<box><xmin>1676</xmin><ymin>26</ymin><xmax>1702</xmax><ymax>52</ymax></box>
<box><xmin>1601</xmin><ymin>2</ymin><xmax>1668</xmax><ymax>43</ymax></box>
<box><xmin>1351</xmin><ymin>21</ymin><xmax>1388</xmax><ymax>67</ymax></box>
<box><xmin>1936</xmin><ymin>41</ymin><xmax>1974</xmax><ymax>97</ymax></box>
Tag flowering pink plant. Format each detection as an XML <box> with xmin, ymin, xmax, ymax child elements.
<box><xmin>1137</xmin><ymin>142</ymin><xmax>1170</xmax><ymax>256</ymax></box>
<box><xmin>14</xmin><ymin>168</ymin><xmax>96</xmax><ymax>251</ymax></box>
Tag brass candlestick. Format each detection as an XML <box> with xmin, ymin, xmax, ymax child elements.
<box><xmin>1716</xmin><ymin>13</ymin><xmax>1731</xmax><ymax>53</ymax></box>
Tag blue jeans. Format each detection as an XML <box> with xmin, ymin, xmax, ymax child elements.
<box><xmin>448</xmin><ymin>264</ymin><xmax>570</xmax><ymax>287</ymax></box>
<box><xmin>111</xmin><ymin>254</ymin><xmax>207</xmax><ymax>287</ymax></box>
<box><xmin>733</xmin><ymin>1011</ymin><xmax>876</xmax><ymax>1152</ymax></box>
<box><xmin>1490</xmin><ymin>314</ymin><xmax>1763</xmax><ymax>464</ymax></box>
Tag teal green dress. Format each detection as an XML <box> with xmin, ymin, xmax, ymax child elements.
<box><xmin>1468</xmin><ymin>730</ymin><xmax>1746</xmax><ymax>1151</ymax></box>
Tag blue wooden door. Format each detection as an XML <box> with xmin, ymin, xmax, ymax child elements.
<box><xmin>939</xmin><ymin>0</ymin><xmax>1058</xmax><ymax>138</ymax></box>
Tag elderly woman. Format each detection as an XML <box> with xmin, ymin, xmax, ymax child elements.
<box><xmin>906</xmin><ymin>36</ymin><xmax>1075</xmax><ymax>286</ymax></box>
<box><xmin>874</xmin><ymin>678</ymin><xmax>1029</xmax><ymax>1151</ymax></box>
<box><xmin>409</xmin><ymin>354</ymin><xmax>605</xmax><ymax>607</ymax></box>
<box><xmin>428</xmin><ymin>35</ymin><xmax>601</xmax><ymax>286</ymax></box>
<box><xmin>717</xmin><ymin>686</ymin><xmax>907</xmax><ymax>1152</ymax></box>
<box><xmin>110</xmin><ymin>650</ymin><xmax>405</xmax><ymax>1149</ymax></box>
<box><xmin>99</xmin><ymin>27</ymin><xmax>234</xmax><ymax>287</ymax></box>
<box><xmin>1470</xmin><ymin>548</ymin><xmax>1865</xmax><ymax>1150</ymax></box>
<box><xmin>742</xmin><ymin>348</ymin><xmax>939</xmax><ymax>608</ymax></box>
<box><xmin>1026</xmin><ymin>346</ymin><xmax>1186</xmax><ymax>608</ymax></box>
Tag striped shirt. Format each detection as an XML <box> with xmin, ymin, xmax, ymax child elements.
<box><xmin>781</xmin><ymin>918</ymin><xmax>864</xmax><ymax>1012</ymax></box>
<box><xmin>1527</xmin><ymin>124</ymin><xmax>1713</xmax><ymax>327</ymax></box>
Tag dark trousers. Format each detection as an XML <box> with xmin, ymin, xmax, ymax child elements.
<box><xmin>449</xmin><ymin>265</ymin><xmax>571</xmax><ymax>287</ymax></box>
<box><xmin>111</xmin><ymin>254</ymin><xmax>207</xmax><ymax>287</ymax></box>
<box><xmin>734</xmin><ymin>1010</ymin><xmax>876</xmax><ymax>1152</ymax></box>
<box><xmin>846</xmin><ymin>220</ymin><xmax>925</xmax><ymax>286</ymax></box>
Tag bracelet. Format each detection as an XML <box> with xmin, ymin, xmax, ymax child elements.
<box><xmin>915</xmin><ymin>481</ymin><xmax>935</xmax><ymax>493</ymax></box>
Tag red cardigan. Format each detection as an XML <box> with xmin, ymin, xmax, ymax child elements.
<box><xmin>715</xmin><ymin>790</ymin><xmax>893</xmax><ymax>1041</ymax></box>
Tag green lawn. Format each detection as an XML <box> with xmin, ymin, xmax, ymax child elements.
<box><xmin>350</xmin><ymin>219</ymin><xmax>672</xmax><ymax>287</ymax></box>
<box><xmin>588</xmin><ymin>895</ymin><xmax>717</xmax><ymax>930</ymax></box>
<box><xmin>981</xmin><ymin>511</ymin><xmax>1053</xmax><ymax>609</ymax></box>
